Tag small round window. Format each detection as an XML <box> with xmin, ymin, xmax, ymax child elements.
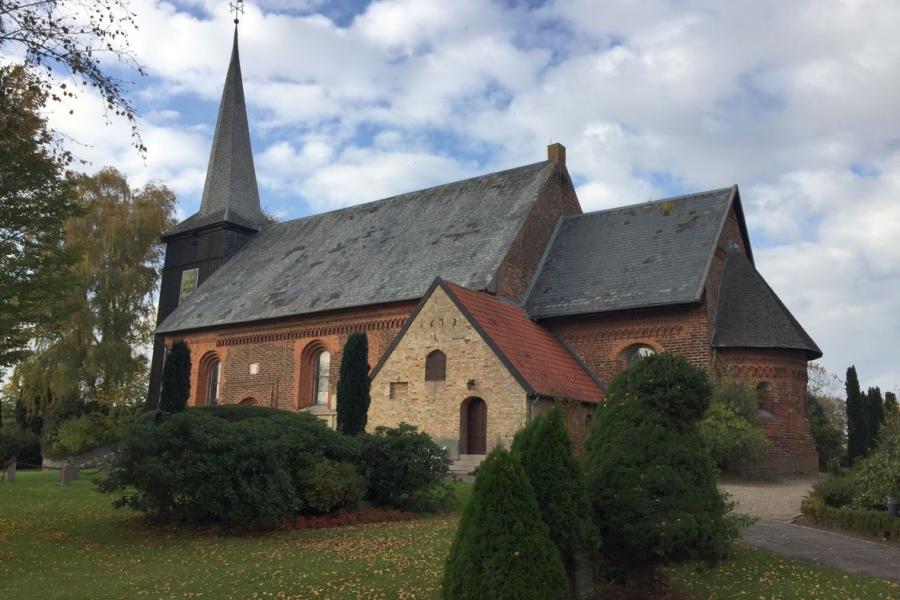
<box><xmin>627</xmin><ymin>345</ymin><xmax>656</xmax><ymax>368</ymax></box>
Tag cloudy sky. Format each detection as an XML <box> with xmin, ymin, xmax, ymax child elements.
<box><xmin>35</xmin><ymin>0</ymin><xmax>900</xmax><ymax>392</ymax></box>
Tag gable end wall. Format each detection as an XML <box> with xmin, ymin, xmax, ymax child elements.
<box><xmin>493</xmin><ymin>163</ymin><xmax>582</xmax><ymax>301</ymax></box>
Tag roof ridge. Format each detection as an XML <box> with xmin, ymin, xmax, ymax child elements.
<box><xmin>579</xmin><ymin>185</ymin><xmax>736</xmax><ymax>218</ymax></box>
<box><xmin>266</xmin><ymin>159</ymin><xmax>552</xmax><ymax>229</ymax></box>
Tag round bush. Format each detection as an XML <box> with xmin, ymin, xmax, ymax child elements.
<box><xmin>442</xmin><ymin>447</ymin><xmax>568</xmax><ymax>600</ymax></box>
<box><xmin>608</xmin><ymin>352</ymin><xmax>712</xmax><ymax>424</ymax></box>
<box><xmin>359</xmin><ymin>423</ymin><xmax>449</xmax><ymax>511</ymax></box>
<box><xmin>584</xmin><ymin>354</ymin><xmax>738</xmax><ymax>573</ymax></box>
<box><xmin>295</xmin><ymin>459</ymin><xmax>363</xmax><ymax>514</ymax></box>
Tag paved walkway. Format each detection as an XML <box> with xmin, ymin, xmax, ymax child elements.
<box><xmin>742</xmin><ymin>519</ymin><xmax>900</xmax><ymax>582</ymax></box>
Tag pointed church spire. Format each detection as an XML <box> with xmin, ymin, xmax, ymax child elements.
<box><xmin>166</xmin><ymin>23</ymin><xmax>265</xmax><ymax>236</ymax></box>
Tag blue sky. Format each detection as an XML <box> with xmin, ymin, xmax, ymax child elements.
<box><xmin>31</xmin><ymin>0</ymin><xmax>900</xmax><ymax>394</ymax></box>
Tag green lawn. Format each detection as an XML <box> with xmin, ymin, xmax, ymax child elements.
<box><xmin>1</xmin><ymin>472</ymin><xmax>897</xmax><ymax>599</ymax></box>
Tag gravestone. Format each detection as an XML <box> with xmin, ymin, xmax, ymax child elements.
<box><xmin>60</xmin><ymin>462</ymin><xmax>74</xmax><ymax>486</ymax></box>
<box><xmin>3</xmin><ymin>458</ymin><xmax>15</xmax><ymax>483</ymax></box>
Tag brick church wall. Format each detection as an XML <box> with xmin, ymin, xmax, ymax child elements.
<box><xmin>547</xmin><ymin>303</ymin><xmax>712</xmax><ymax>385</ymax></box>
<box><xmin>168</xmin><ymin>300</ymin><xmax>416</xmax><ymax>413</ymax></box>
<box><xmin>369</xmin><ymin>286</ymin><xmax>529</xmax><ymax>459</ymax></box>
<box><xmin>715</xmin><ymin>348</ymin><xmax>818</xmax><ymax>475</ymax></box>
<box><xmin>493</xmin><ymin>162</ymin><xmax>582</xmax><ymax>301</ymax></box>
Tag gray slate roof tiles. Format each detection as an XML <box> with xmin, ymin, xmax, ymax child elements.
<box><xmin>156</xmin><ymin>160</ymin><xmax>556</xmax><ymax>334</ymax></box>
<box><xmin>165</xmin><ymin>29</ymin><xmax>267</xmax><ymax>237</ymax></box>
<box><xmin>525</xmin><ymin>187</ymin><xmax>735</xmax><ymax>318</ymax></box>
<box><xmin>712</xmin><ymin>247</ymin><xmax>821</xmax><ymax>357</ymax></box>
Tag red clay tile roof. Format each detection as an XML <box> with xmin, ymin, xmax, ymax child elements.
<box><xmin>443</xmin><ymin>281</ymin><xmax>605</xmax><ymax>404</ymax></box>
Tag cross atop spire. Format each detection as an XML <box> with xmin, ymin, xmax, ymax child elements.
<box><xmin>230</xmin><ymin>0</ymin><xmax>245</xmax><ymax>24</ymax></box>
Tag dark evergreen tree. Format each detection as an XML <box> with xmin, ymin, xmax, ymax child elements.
<box><xmin>511</xmin><ymin>406</ymin><xmax>598</xmax><ymax>589</ymax></box>
<box><xmin>865</xmin><ymin>387</ymin><xmax>884</xmax><ymax>453</ymax></box>
<box><xmin>584</xmin><ymin>353</ymin><xmax>737</xmax><ymax>576</ymax></box>
<box><xmin>336</xmin><ymin>333</ymin><xmax>370</xmax><ymax>435</ymax></box>
<box><xmin>845</xmin><ymin>366</ymin><xmax>867</xmax><ymax>461</ymax></box>
<box><xmin>442</xmin><ymin>447</ymin><xmax>568</xmax><ymax>600</ymax></box>
<box><xmin>159</xmin><ymin>341</ymin><xmax>191</xmax><ymax>413</ymax></box>
<box><xmin>885</xmin><ymin>391</ymin><xmax>899</xmax><ymax>416</ymax></box>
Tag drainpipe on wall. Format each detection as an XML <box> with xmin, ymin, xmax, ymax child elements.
<box><xmin>528</xmin><ymin>394</ymin><xmax>541</xmax><ymax>422</ymax></box>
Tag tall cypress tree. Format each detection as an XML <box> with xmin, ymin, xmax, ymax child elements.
<box><xmin>336</xmin><ymin>332</ymin><xmax>370</xmax><ymax>435</ymax></box>
<box><xmin>159</xmin><ymin>341</ymin><xmax>191</xmax><ymax>412</ymax></box>
<box><xmin>511</xmin><ymin>407</ymin><xmax>597</xmax><ymax>586</ymax></box>
<box><xmin>845</xmin><ymin>366</ymin><xmax>866</xmax><ymax>461</ymax></box>
<box><xmin>865</xmin><ymin>387</ymin><xmax>884</xmax><ymax>453</ymax></box>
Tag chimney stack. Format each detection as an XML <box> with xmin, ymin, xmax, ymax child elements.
<box><xmin>547</xmin><ymin>142</ymin><xmax>566</xmax><ymax>165</ymax></box>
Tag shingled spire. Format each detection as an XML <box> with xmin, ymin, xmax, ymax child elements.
<box><xmin>165</xmin><ymin>26</ymin><xmax>266</xmax><ymax>236</ymax></box>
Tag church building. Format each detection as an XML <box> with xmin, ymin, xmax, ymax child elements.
<box><xmin>149</xmin><ymin>29</ymin><xmax>822</xmax><ymax>475</ymax></box>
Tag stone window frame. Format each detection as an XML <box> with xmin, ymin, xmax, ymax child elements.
<box><xmin>197</xmin><ymin>351</ymin><xmax>222</xmax><ymax>406</ymax></box>
<box><xmin>425</xmin><ymin>349</ymin><xmax>447</xmax><ymax>381</ymax></box>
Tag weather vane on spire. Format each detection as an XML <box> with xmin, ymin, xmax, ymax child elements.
<box><xmin>230</xmin><ymin>0</ymin><xmax>245</xmax><ymax>25</ymax></box>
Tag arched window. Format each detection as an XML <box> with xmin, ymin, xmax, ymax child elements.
<box><xmin>585</xmin><ymin>413</ymin><xmax>594</xmax><ymax>428</ymax></box>
<box><xmin>425</xmin><ymin>350</ymin><xmax>447</xmax><ymax>381</ymax></box>
<box><xmin>206</xmin><ymin>359</ymin><xmax>221</xmax><ymax>406</ymax></box>
<box><xmin>239</xmin><ymin>397</ymin><xmax>258</xmax><ymax>406</ymax></box>
<box><xmin>313</xmin><ymin>351</ymin><xmax>331</xmax><ymax>405</ymax></box>
<box><xmin>626</xmin><ymin>345</ymin><xmax>656</xmax><ymax>368</ymax></box>
<box><xmin>756</xmin><ymin>382</ymin><xmax>772</xmax><ymax>407</ymax></box>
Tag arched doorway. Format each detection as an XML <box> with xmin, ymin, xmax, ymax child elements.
<box><xmin>460</xmin><ymin>397</ymin><xmax>487</xmax><ymax>455</ymax></box>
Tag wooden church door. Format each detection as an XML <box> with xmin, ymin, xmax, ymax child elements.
<box><xmin>465</xmin><ymin>397</ymin><xmax>487</xmax><ymax>454</ymax></box>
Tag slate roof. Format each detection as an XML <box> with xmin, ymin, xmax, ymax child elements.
<box><xmin>165</xmin><ymin>29</ymin><xmax>267</xmax><ymax>237</ymax></box>
<box><xmin>156</xmin><ymin>161</ymin><xmax>557</xmax><ymax>334</ymax></box>
<box><xmin>525</xmin><ymin>187</ymin><xmax>739</xmax><ymax>318</ymax></box>
<box><xmin>370</xmin><ymin>279</ymin><xmax>605</xmax><ymax>403</ymax></box>
<box><xmin>712</xmin><ymin>247</ymin><xmax>822</xmax><ymax>358</ymax></box>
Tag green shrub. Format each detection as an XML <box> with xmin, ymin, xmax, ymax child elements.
<box><xmin>808</xmin><ymin>393</ymin><xmax>846</xmax><ymax>470</ymax></box>
<box><xmin>712</xmin><ymin>376</ymin><xmax>759</xmax><ymax>423</ymax></box>
<box><xmin>159</xmin><ymin>340</ymin><xmax>190</xmax><ymax>412</ymax></box>
<box><xmin>295</xmin><ymin>459</ymin><xmax>363</xmax><ymax>514</ymax></box>
<box><xmin>584</xmin><ymin>353</ymin><xmax>739</xmax><ymax>574</ymax></box>
<box><xmin>55</xmin><ymin>414</ymin><xmax>111</xmax><ymax>457</ymax></box>
<box><xmin>848</xmin><ymin>414</ymin><xmax>900</xmax><ymax>510</ymax></box>
<box><xmin>99</xmin><ymin>411</ymin><xmax>297</xmax><ymax>528</ymax></box>
<box><xmin>197</xmin><ymin>405</ymin><xmax>361</xmax><ymax>464</ymax></box>
<box><xmin>801</xmin><ymin>496</ymin><xmax>900</xmax><ymax>540</ymax></box>
<box><xmin>441</xmin><ymin>447</ymin><xmax>568</xmax><ymax>600</ymax></box>
<box><xmin>40</xmin><ymin>394</ymin><xmax>88</xmax><ymax>458</ymax></box>
<box><xmin>511</xmin><ymin>407</ymin><xmax>598</xmax><ymax>565</ymax></box>
<box><xmin>812</xmin><ymin>474</ymin><xmax>857</xmax><ymax>508</ymax></box>
<box><xmin>700</xmin><ymin>401</ymin><xmax>770</xmax><ymax>475</ymax></box>
<box><xmin>359</xmin><ymin>423</ymin><xmax>449</xmax><ymax>511</ymax></box>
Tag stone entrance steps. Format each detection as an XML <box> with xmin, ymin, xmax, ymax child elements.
<box><xmin>448</xmin><ymin>454</ymin><xmax>486</xmax><ymax>482</ymax></box>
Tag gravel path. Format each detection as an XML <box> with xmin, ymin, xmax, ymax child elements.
<box><xmin>719</xmin><ymin>476</ymin><xmax>900</xmax><ymax>583</ymax></box>
<box><xmin>719</xmin><ymin>475</ymin><xmax>823</xmax><ymax>521</ymax></box>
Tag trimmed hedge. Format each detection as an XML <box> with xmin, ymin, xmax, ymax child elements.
<box><xmin>801</xmin><ymin>496</ymin><xmax>900</xmax><ymax>540</ymax></box>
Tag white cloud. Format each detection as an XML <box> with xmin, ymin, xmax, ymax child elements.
<box><xmin>6</xmin><ymin>0</ymin><xmax>900</xmax><ymax>389</ymax></box>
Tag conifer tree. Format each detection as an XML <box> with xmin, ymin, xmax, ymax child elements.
<box><xmin>584</xmin><ymin>353</ymin><xmax>736</xmax><ymax>575</ymax></box>
<box><xmin>336</xmin><ymin>333</ymin><xmax>370</xmax><ymax>435</ymax></box>
<box><xmin>845</xmin><ymin>366</ymin><xmax>867</xmax><ymax>461</ymax></box>
<box><xmin>442</xmin><ymin>447</ymin><xmax>568</xmax><ymax>600</ymax></box>
<box><xmin>159</xmin><ymin>341</ymin><xmax>191</xmax><ymax>413</ymax></box>
<box><xmin>511</xmin><ymin>406</ymin><xmax>597</xmax><ymax>585</ymax></box>
<box><xmin>885</xmin><ymin>391</ymin><xmax>899</xmax><ymax>416</ymax></box>
<box><xmin>865</xmin><ymin>387</ymin><xmax>884</xmax><ymax>453</ymax></box>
